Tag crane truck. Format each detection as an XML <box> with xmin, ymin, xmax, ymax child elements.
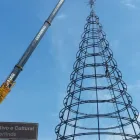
<box><xmin>0</xmin><ymin>0</ymin><xmax>65</xmax><ymax>103</ymax></box>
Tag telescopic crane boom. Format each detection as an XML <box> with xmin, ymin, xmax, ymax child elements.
<box><xmin>0</xmin><ymin>0</ymin><xmax>65</xmax><ymax>103</ymax></box>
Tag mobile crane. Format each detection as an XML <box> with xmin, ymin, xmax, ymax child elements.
<box><xmin>0</xmin><ymin>0</ymin><xmax>65</xmax><ymax>103</ymax></box>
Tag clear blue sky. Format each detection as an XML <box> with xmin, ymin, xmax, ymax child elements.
<box><xmin>0</xmin><ymin>0</ymin><xmax>140</xmax><ymax>139</ymax></box>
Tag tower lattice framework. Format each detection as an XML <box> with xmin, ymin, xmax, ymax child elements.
<box><xmin>55</xmin><ymin>1</ymin><xmax>140</xmax><ymax>139</ymax></box>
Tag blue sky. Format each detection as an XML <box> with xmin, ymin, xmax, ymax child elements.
<box><xmin>0</xmin><ymin>0</ymin><xmax>140</xmax><ymax>139</ymax></box>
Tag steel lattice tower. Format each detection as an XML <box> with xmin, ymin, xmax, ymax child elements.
<box><xmin>55</xmin><ymin>0</ymin><xmax>140</xmax><ymax>139</ymax></box>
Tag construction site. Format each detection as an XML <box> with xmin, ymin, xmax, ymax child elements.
<box><xmin>0</xmin><ymin>0</ymin><xmax>140</xmax><ymax>139</ymax></box>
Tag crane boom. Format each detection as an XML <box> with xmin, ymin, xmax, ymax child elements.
<box><xmin>0</xmin><ymin>0</ymin><xmax>65</xmax><ymax>103</ymax></box>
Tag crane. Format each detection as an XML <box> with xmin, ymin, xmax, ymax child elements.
<box><xmin>0</xmin><ymin>0</ymin><xmax>65</xmax><ymax>103</ymax></box>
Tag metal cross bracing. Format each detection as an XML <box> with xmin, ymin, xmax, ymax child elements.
<box><xmin>55</xmin><ymin>1</ymin><xmax>140</xmax><ymax>140</ymax></box>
